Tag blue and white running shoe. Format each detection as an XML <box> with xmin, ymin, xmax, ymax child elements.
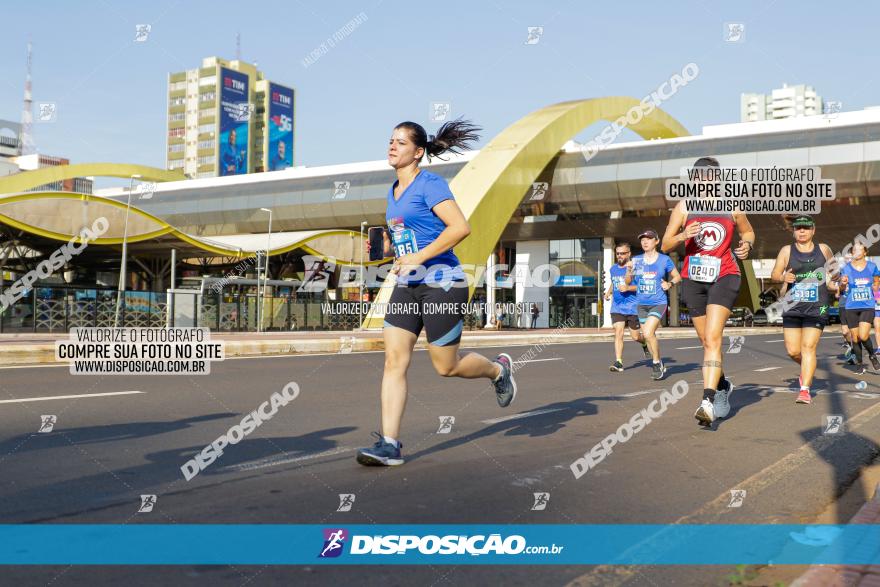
<box><xmin>356</xmin><ymin>432</ymin><xmax>404</xmax><ymax>466</ymax></box>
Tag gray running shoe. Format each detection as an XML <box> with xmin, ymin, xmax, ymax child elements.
<box><xmin>493</xmin><ymin>353</ymin><xmax>517</xmax><ymax>408</ymax></box>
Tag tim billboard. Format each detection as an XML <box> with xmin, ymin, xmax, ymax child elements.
<box><xmin>219</xmin><ymin>67</ymin><xmax>249</xmax><ymax>176</ymax></box>
<box><xmin>267</xmin><ymin>83</ymin><xmax>294</xmax><ymax>171</ymax></box>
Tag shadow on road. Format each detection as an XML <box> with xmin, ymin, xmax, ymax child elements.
<box><xmin>0</xmin><ymin>413</ymin><xmax>234</xmax><ymax>455</ymax></box>
<box><xmin>406</xmin><ymin>394</ymin><xmax>622</xmax><ymax>462</ymax></box>
<box><xmin>798</xmin><ymin>353</ymin><xmax>879</xmax><ymax>523</ymax></box>
<box><xmin>0</xmin><ymin>423</ymin><xmax>356</xmax><ymax>521</ymax></box>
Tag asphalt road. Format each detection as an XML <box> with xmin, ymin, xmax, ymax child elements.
<box><xmin>2</xmin><ymin>331</ymin><xmax>879</xmax><ymax>586</ymax></box>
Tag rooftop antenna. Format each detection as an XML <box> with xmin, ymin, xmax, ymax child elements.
<box><xmin>235</xmin><ymin>32</ymin><xmax>241</xmax><ymax>60</ymax></box>
<box><xmin>20</xmin><ymin>38</ymin><xmax>35</xmax><ymax>156</ymax></box>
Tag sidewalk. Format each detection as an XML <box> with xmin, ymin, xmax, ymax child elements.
<box><xmin>749</xmin><ymin>461</ymin><xmax>880</xmax><ymax>587</ymax></box>
<box><xmin>0</xmin><ymin>326</ymin><xmax>788</xmax><ymax>366</ymax></box>
<box><xmin>791</xmin><ymin>481</ymin><xmax>880</xmax><ymax>587</ymax></box>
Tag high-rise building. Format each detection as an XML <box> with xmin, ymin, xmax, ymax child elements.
<box><xmin>741</xmin><ymin>84</ymin><xmax>822</xmax><ymax>122</ymax></box>
<box><xmin>0</xmin><ymin>119</ymin><xmax>22</xmax><ymax>159</ymax></box>
<box><xmin>14</xmin><ymin>153</ymin><xmax>93</xmax><ymax>194</ymax></box>
<box><xmin>166</xmin><ymin>57</ymin><xmax>295</xmax><ymax>178</ymax></box>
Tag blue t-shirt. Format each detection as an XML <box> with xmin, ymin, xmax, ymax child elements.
<box><xmin>609</xmin><ymin>263</ymin><xmax>637</xmax><ymax>315</ymax></box>
<box><xmin>842</xmin><ymin>261</ymin><xmax>880</xmax><ymax>310</ymax></box>
<box><xmin>632</xmin><ymin>253</ymin><xmax>675</xmax><ymax>306</ymax></box>
<box><xmin>386</xmin><ymin>170</ymin><xmax>464</xmax><ymax>285</ymax></box>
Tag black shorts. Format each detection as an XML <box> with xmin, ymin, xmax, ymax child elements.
<box><xmin>611</xmin><ymin>313</ymin><xmax>640</xmax><ymax>330</ymax></box>
<box><xmin>839</xmin><ymin>307</ymin><xmax>847</xmax><ymax>326</ymax></box>
<box><xmin>845</xmin><ymin>308</ymin><xmax>875</xmax><ymax>329</ymax></box>
<box><xmin>782</xmin><ymin>314</ymin><xmax>826</xmax><ymax>330</ymax></box>
<box><xmin>384</xmin><ymin>281</ymin><xmax>469</xmax><ymax>345</ymax></box>
<box><xmin>681</xmin><ymin>274</ymin><xmax>741</xmax><ymax>318</ymax></box>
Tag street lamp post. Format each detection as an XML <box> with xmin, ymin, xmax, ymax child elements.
<box><xmin>115</xmin><ymin>174</ymin><xmax>141</xmax><ymax>328</ymax></box>
<box><xmin>359</xmin><ymin>220</ymin><xmax>367</xmax><ymax>330</ymax></box>
<box><xmin>259</xmin><ymin>208</ymin><xmax>272</xmax><ymax>333</ymax></box>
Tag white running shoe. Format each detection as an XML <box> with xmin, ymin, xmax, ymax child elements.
<box><xmin>694</xmin><ymin>398</ymin><xmax>715</xmax><ymax>426</ymax></box>
<box><xmin>713</xmin><ymin>381</ymin><xmax>733</xmax><ymax>419</ymax></box>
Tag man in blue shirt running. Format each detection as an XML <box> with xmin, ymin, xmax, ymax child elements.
<box><xmin>605</xmin><ymin>242</ymin><xmax>650</xmax><ymax>372</ymax></box>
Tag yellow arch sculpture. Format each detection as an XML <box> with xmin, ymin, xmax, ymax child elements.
<box><xmin>0</xmin><ymin>163</ymin><xmax>185</xmax><ymax>195</ymax></box>
<box><xmin>362</xmin><ymin>97</ymin><xmax>691</xmax><ymax>328</ymax></box>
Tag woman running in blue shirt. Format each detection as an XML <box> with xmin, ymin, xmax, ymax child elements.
<box><xmin>625</xmin><ymin>229</ymin><xmax>681</xmax><ymax>380</ymax></box>
<box><xmin>839</xmin><ymin>242</ymin><xmax>880</xmax><ymax>374</ymax></box>
<box><xmin>357</xmin><ymin>119</ymin><xmax>518</xmax><ymax>467</ymax></box>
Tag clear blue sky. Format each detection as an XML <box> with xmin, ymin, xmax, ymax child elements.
<box><xmin>1</xmin><ymin>0</ymin><xmax>878</xmax><ymax>184</ymax></box>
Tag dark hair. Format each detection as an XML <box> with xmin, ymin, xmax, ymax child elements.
<box><xmin>615</xmin><ymin>242</ymin><xmax>631</xmax><ymax>252</ymax></box>
<box><xmin>693</xmin><ymin>156</ymin><xmax>719</xmax><ymax>168</ymax></box>
<box><xmin>395</xmin><ymin>118</ymin><xmax>481</xmax><ymax>162</ymax></box>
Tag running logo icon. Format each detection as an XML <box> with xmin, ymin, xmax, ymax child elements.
<box><xmin>337</xmin><ymin>494</ymin><xmax>355</xmax><ymax>512</ymax></box>
<box><xmin>136</xmin><ymin>181</ymin><xmax>157</xmax><ymax>200</ymax></box>
<box><xmin>436</xmin><ymin>416</ymin><xmax>455</xmax><ymax>434</ymax></box>
<box><xmin>319</xmin><ymin>528</ymin><xmax>348</xmax><ymax>558</ymax></box>
<box><xmin>333</xmin><ymin>181</ymin><xmax>350</xmax><ymax>200</ymax></box>
<box><xmin>727</xmin><ymin>336</ymin><xmax>745</xmax><ymax>354</ymax></box>
<box><xmin>525</xmin><ymin>26</ymin><xmax>544</xmax><ymax>45</ymax></box>
<box><xmin>531</xmin><ymin>492</ymin><xmax>550</xmax><ymax>511</ymax></box>
<box><xmin>134</xmin><ymin>24</ymin><xmax>151</xmax><ymax>42</ymax></box>
<box><xmin>728</xmin><ymin>489</ymin><xmax>746</xmax><ymax>508</ymax></box>
<box><xmin>430</xmin><ymin>102</ymin><xmax>451</xmax><ymax>122</ymax></box>
<box><xmin>38</xmin><ymin>415</ymin><xmax>57</xmax><ymax>433</ymax></box>
<box><xmin>138</xmin><ymin>495</ymin><xmax>156</xmax><ymax>513</ymax></box>
<box><xmin>338</xmin><ymin>336</ymin><xmax>355</xmax><ymax>354</ymax></box>
<box><xmin>724</xmin><ymin>22</ymin><xmax>745</xmax><ymax>43</ymax></box>
<box><xmin>529</xmin><ymin>182</ymin><xmax>549</xmax><ymax>201</ymax></box>
<box><xmin>823</xmin><ymin>414</ymin><xmax>845</xmax><ymax>435</ymax></box>
<box><xmin>38</xmin><ymin>103</ymin><xmax>57</xmax><ymax>123</ymax></box>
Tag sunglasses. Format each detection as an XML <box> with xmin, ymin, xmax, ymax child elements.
<box><xmin>793</xmin><ymin>225</ymin><xmax>813</xmax><ymax>230</ymax></box>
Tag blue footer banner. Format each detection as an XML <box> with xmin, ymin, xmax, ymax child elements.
<box><xmin>1</xmin><ymin>525</ymin><xmax>878</xmax><ymax>565</ymax></box>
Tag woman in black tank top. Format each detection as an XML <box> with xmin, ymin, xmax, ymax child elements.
<box><xmin>770</xmin><ymin>215</ymin><xmax>837</xmax><ymax>404</ymax></box>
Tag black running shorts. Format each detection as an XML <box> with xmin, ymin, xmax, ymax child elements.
<box><xmin>782</xmin><ymin>315</ymin><xmax>826</xmax><ymax>330</ymax></box>
<box><xmin>384</xmin><ymin>281</ymin><xmax>469</xmax><ymax>345</ymax></box>
<box><xmin>845</xmin><ymin>308</ymin><xmax>875</xmax><ymax>329</ymax></box>
<box><xmin>611</xmin><ymin>313</ymin><xmax>640</xmax><ymax>330</ymax></box>
<box><xmin>681</xmin><ymin>274</ymin><xmax>741</xmax><ymax>318</ymax></box>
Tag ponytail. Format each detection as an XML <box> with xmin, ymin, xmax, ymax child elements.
<box><xmin>395</xmin><ymin>118</ymin><xmax>481</xmax><ymax>162</ymax></box>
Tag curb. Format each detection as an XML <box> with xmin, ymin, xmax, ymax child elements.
<box><xmin>790</xmin><ymin>482</ymin><xmax>880</xmax><ymax>587</ymax></box>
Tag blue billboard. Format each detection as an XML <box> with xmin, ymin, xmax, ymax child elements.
<box><xmin>218</xmin><ymin>67</ymin><xmax>249</xmax><ymax>176</ymax></box>
<box><xmin>267</xmin><ymin>83</ymin><xmax>294</xmax><ymax>171</ymax></box>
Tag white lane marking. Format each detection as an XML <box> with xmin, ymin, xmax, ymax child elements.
<box><xmin>754</xmin><ymin>366</ymin><xmax>782</xmax><ymax>372</ymax></box>
<box><xmin>481</xmin><ymin>408</ymin><xmax>565</xmax><ymax>425</ymax></box>
<box><xmin>617</xmin><ymin>389</ymin><xmax>663</xmax><ymax>398</ymax></box>
<box><xmin>764</xmin><ymin>339</ymin><xmax>785</xmax><ymax>343</ymax></box>
<box><xmin>0</xmin><ymin>390</ymin><xmax>144</xmax><ymax>404</ymax></box>
<box><xmin>222</xmin><ymin>446</ymin><xmax>352</xmax><ymax>472</ymax></box>
<box><xmin>676</xmin><ymin>345</ymin><xmax>703</xmax><ymax>350</ymax></box>
<box><xmin>513</xmin><ymin>357</ymin><xmax>564</xmax><ymax>364</ymax></box>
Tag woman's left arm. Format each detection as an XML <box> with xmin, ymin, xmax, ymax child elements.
<box><xmin>411</xmin><ymin>199</ymin><xmax>471</xmax><ymax>264</ymax></box>
<box><xmin>733</xmin><ymin>212</ymin><xmax>756</xmax><ymax>259</ymax></box>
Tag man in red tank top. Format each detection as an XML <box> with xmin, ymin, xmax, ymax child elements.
<box><xmin>662</xmin><ymin>157</ymin><xmax>755</xmax><ymax>428</ymax></box>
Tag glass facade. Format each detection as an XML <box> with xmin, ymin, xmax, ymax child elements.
<box><xmin>549</xmin><ymin>237</ymin><xmax>602</xmax><ymax>328</ymax></box>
